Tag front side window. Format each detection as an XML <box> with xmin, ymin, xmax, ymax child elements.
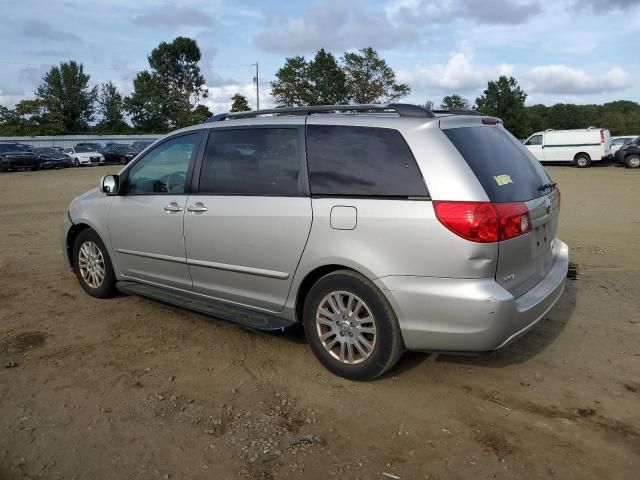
<box><xmin>306</xmin><ymin>125</ymin><xmax>428</xmax><ymax>197</ymax></box>
<box><xmin>526</xmin><ymin>135</ymin><xmax>543</xmax><ymax>146</ymax></box>
<box><xmin>127</xmin><ymin>133</ymin><xmax>200</xmax><ymax>195</ymax></box>
<box><xmin>199</xmin><ymin>128</ymin><xmax>301</xmax><ymax>196</ymax></box>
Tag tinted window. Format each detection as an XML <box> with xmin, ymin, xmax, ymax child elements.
<box><xmin>199</xmin><ymin>128</ymin><xmax>300</xmax><ymax>196</ymax></box>
<box><xmin>127</xmin><ymin>133</ymin><xmax>200</xmax><ymax>195</ymax></box>
<box><xmin>526</xmin><ymin>135</ymin><xmax>542</xmax><ymax>146</ymax></box>
<box><xmin>444</xmin><ymin>126</ymin><xmax>551</xmax><ymax>202</ymax></box>
<box><xmin>306</xmin><ymin>125</ymin><xmax>428</xmax><ymax>197</ymax></box>
<box><xmin>0</xmin><ymin>144</ymin><xmax>20</xmax><ymax>153</ymax></box>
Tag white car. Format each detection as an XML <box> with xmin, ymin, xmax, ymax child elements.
<box><xmin>610</xmin><ymin>136</ymin><xmax>638</xmax><ymax>154</ymax></box>
<box><xmin>523</xmin><ymin>127</ymin><xmax>611</xmax><ymax>168</ymax></box>
<box><xmin>63</xmin><ymin>147</ymin><xmax>105</xmax><ymax>167</ymax></box>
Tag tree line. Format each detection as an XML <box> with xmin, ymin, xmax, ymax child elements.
<box><xmin>432</xmin><ymin>77</ymin><xmax>640</xmax><ymax>138</ymax></box>
<box><xmin>1</xmin><ymin>37</ymin><xmax>638</xmax><ymax>138</ymax></box>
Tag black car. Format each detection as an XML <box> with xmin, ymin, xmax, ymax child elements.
<box><xmin>614</xmin><ymin>137</ymin><xmax>640</xmax><ymax>168</ymax></box>
<box><xmin>33</xmin><ymin>147</ymin><xmax>73</xmax><ymax>169</ymax></box>
<box><xmin>131</xmin><ymin>140</ymin><xmax>155</xmax><ymax>152</ymax></box>
<box><xmin>0</xmin><ymin>143</ymin><xmax>41</xmax><ymax>171</ymax></box>
<box><xmin>102</xmin><ymin>144</ymin><xmax>137</xmax><ymax>164</ymax></box>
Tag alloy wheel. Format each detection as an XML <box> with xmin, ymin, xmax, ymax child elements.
<box><xmin>315</xmin><ymin>291</ymin><xmax>377</xmax><ymax>365</ymax></box>
<box><xmin>78</xmin><ymin>241</ymin><xmax>106</xmax><ymax>288</ymax></box>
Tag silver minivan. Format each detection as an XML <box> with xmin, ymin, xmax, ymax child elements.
<box><xmin>61</xmin><ymin>104</ymin><xmax>568</xmax><ymax>380</ymax></box>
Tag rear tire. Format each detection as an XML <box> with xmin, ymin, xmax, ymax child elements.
<box><xmin>574</xmin><ymin>154</ymin><xmax>591</xmax><ymax>168</ymax></box>
<box><xmin>72</xmin><ymin>229</ymin><xmax>116</xmax><ymax>298</ymax></box>
<box><xmin>303</xmin><ymin>270</ymin><xmax>404</xmax><ymax>381</ymax></box>
<box><xmin>626</xmin><ymin>155</ymin><xmax>640</xmax><ymax>169</ymax></box>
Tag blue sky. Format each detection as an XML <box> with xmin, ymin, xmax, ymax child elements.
<box><xmin>1</xmin><ymin>0</ymin><xmax>639</xmax><ymax>113</ymax></box>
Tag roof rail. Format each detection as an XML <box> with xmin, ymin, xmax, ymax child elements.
<box><xmin>206</xmin><ymin>103</ymin><xmax>435</xmax><ymax>123</ymax></box>
<box><xmin>431</xmin><ymin>108</ymin><xmax>485</xmax><ymax>117</ymax></box>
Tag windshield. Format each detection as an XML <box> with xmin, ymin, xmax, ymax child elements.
<box><xmin>75</xmin><ymin>147</ymin><xmax>93</xmax><ymax>153</ymax></box>
<box><xmin>35</xmin><ymin>148</ymin><xmax>58</xmax><ymax>154</ymax></box>
<box><xmin>443</xmin><ymin>126</ymin><xmax>551</xmax><ymax>202</ymax></box>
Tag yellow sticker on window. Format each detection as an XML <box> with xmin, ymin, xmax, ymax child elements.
<box><xmin>494</xmin><ymin>174</ymin><xmax>513</xmax><ymax>186</ymax></box>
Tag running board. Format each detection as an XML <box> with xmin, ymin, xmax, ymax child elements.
<box><xmin>116</xmin><ymin>281</ymin><xmax>296</xmax><ymax>333</ymax></box>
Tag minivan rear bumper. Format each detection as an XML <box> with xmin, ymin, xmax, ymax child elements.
<box><xmin>375</xmin><ymin>239</ymin><xmax>569</xmax><ymax>352</ymax></box>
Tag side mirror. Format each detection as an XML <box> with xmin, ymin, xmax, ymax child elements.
<box><xmin>100</xmin><ymin>175</ymin><xmax>119</xmax><ymax>195</ymax></box>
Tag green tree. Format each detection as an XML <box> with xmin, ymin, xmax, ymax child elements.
<box><xmin>0</xmin><ymin>99</ymin><xmax>64</xmax><ymax>136</ymax></box>
<box><xmin>125</xmin><ymin>37</ymin><xmax>208</xmax><ymax>131</ymax></box>
<box><xmin>475</xmin><ymin>76</ymin><xmax>529</xmax><ymax>138</ymax></box>
<box><xmin>599</xmin><ymin>111</ymin><xmax>626</xmax><ymax>135</ymax></box>
<box><xmin>307</xmin><ymin>48</ymin><xmax>349</xmax><ymax>105</ymax></box>
<box><xmin>440</xmin><ymin>94</ymin><xmax>470</xmax><ymax>110</ymax></box>
<box><xmin>191</xmin><ymin>104</ymin><xmax>212</xmax><ymax>124</ymax></box>
<box><xmin>35</xmin><ymin>60</ymin><xmax>97</xmax><ymax>133</ymax></box>
<box><xmin>230</xmin><ymin>93</ymin><xmax>251</xmax><ymax>112</ymax></box>
<box><xmin>341</xmin><ymin>47</ymin><xmax>410</xmax><ymax>104</ymax></box>
<box><xmin>271</xmin><ymin>56</ymin><xmax>312</xmax><ymax>107</ymax></box>
<box><xmin>96</xmin><ymin>82</ymin><xmax>128</xmax><ymax>133</ymax></box>
<box><xmin>125</xmin><ymin>71</ymin><xmax>169</xmax><ymax>132</ymax></box>
<box><xmin>423</xmin><ymin>100</ymin><xmax>435</xmax><ymax>110</ymax></box>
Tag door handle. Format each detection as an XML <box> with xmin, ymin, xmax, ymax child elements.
<box><xmin>187</xmin><ymin>202</ymin><xmax>208</xmax><ymax>213</ymax></box>
<box><xmin>164</xmin><ymin>202</ymin><xmax>183</xmax><ymax>213</ymax></box>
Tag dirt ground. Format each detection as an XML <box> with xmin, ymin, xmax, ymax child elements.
<box><xmin>0</xmin><ymin>164</ymin><xmax>638</xmax><ymax>480</ymax></box>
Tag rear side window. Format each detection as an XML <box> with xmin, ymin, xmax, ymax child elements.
<box><xmin>306</xmin><ymin>125</ymin><xmax>428</xmax><ymax>197</ymax></box>
<box><xmin>199</xmin><ymin>128</ymin><xmax>301</xmax><ymax>196</ymax></box>
<box><xmin>444</xmin><ymin>126</ymin><xmax>551</xmax><ymax>202</ymax></box>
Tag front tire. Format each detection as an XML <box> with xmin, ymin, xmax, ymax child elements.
<box><xmin>73</xmin><ymin>229</ymin><xmax>116</xmax><ymax>298</ymax></box>
<box><xmin>574</xmin><ymin>154</ymin><xmax>591</xmax><ymax>168</ymax></box>
<box><xmin>74</xmin><ymin>158</ymin><xmax>80</xmax><ymax>167</ymax></box>
<box><xmin>303</xmin><ymin>270</ymin><xmax>404</xmax><ymax>381</ymax></box>
<box><xmin>626</xmin><ymin>155</ymin><xmax>640</xmax><ymax>169</ymax></box>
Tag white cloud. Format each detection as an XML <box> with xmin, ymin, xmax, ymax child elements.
<box><xmin>523</xmin><ymin>65</ymin><xmax>631</xmax><ymax>94</ymax></box>
<box><xmin>397</xmin><ymin>46</ymin><xmax>513</xmax><ymax>93</ymax></box>
<box><xmin>202</xmin><ymin>83</ymin><xmax>272</xmax><ymax>114</ymax></box>
<box><xmin>254</xmin><ymin>0</ymin><xmax>417</xmax><ymax>54</ymax></box>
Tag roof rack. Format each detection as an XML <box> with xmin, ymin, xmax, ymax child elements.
<box><xmin>431</xmin><ymin>108</ymin><xmax>485</xmax><ymax>117</ymax></box>
<box><xmin>206</xmin><ymin>103</ymin><xmax>436</xmax><ymax>123</ymax></box>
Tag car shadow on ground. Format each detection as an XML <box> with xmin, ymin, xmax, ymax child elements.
<box><xmin>391</xmin><ymin>277</ymin><xmax>578</xmax><ymax>375</ymax></box>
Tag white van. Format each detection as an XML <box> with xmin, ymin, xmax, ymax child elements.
<box><xmin>523</xmin><ymin>128</ymin><xmax>611</xmax><ymax>168</ymax></box>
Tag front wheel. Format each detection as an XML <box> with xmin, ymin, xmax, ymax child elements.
<box><xmin>574</xmin><ymin>154</ymin><xmax>591</xmax><ymax>168</ymax></box>
<box><xmin>73</xmin><ymin>229</ymin><xmax>116</xmax><ymax>298</ymax></box>
<box><xmin>74</xmin><ymin>158</ymin><xmax>80</xmax><ymax>167</ymax></box>
<box><xmin>626</xmin><ymin>155</ymin><xmax>640</xmax><ymax>169</ymax></box>
<box><xmin>303</xmin><ymin>270</ymin><xmax>404</xmax><ymax>381</ymax></box>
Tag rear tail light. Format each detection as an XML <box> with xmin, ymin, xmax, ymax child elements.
<box><xmin>600</xmin><ymin>130</ymin><xmax>605</xmax><ymax>144</ymax></box>
<box><xmin>433</xmin><ymin>201</ymin><xmax>531</xmax><ymax>243</ymax></box>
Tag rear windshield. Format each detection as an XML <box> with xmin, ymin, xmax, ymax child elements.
<box><xmin>443</xmin><ymin>126</ymin><xmax>551</xmax><ymax>202</ymax></box>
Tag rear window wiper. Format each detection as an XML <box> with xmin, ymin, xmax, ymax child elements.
<box><xmin>538</xmin><ymin>181</ymin><xmax>557</xmax><ymax>191</ymax></box>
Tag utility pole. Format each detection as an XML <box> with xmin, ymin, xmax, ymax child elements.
<box><xmin>253</xmin><ymin>62</ymin><xmax>260</xmax><ymax>111</ymax></box>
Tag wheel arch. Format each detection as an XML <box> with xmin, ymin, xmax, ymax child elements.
<box><xmin>294</xmin><ymin>264</ymin><xmax>373</xmax><ymax>324</ymax></box>
<box><xmin>66</xmin><ymin>222</ymin><xmax>93</xmax><ymax>268</ymax></box>
<box><xmin>574</xmin><ymin>152</ymin><xmax>591</xmax><ymax>160</ymax></box>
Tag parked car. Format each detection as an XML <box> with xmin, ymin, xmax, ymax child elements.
<box><xmin>63</xmin><ymin>146</ymin><xmax>105</xmax><ymax>167</ymax></box>
<box><xmin>101</xmin><ymin>144</ymin><xmax>137</xmax><ymax>164</ymax></box>
<box><xmin>61</xmin><ymin>103</ymin><xmax>568</xmax><ymax>380</ymax></box>
<box><xmin>75</xmin><ymin>142</ymin><xmax>105</xmax><ymax>151</ymax></box>
<box><xmin>523</xmin><ymin>127</ymin><xmax>611</xmax><ymax>167</ymax></box>
<box><xmin>33</xmin><ymin>147</ymin><xmax>73</xmax><ymax>169</ymax></box>
<box><xmin>614</xmin><ymin>136</ymin><xmax>640</xmax><ymax>168</ymax></box>
<box><xmin>0</xmin><ymin>143</ymin><xmax>41</xmax><ymax>171</ymax></box>
<box><xmin>610</xmin><ymin>136</ymin><xmax>638</xmax><ymax>154</ymax></box>
<box><xmin>131</xmin><ymin>140</ymin><xmax>156</xmax><ymax>152</ymax></box>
